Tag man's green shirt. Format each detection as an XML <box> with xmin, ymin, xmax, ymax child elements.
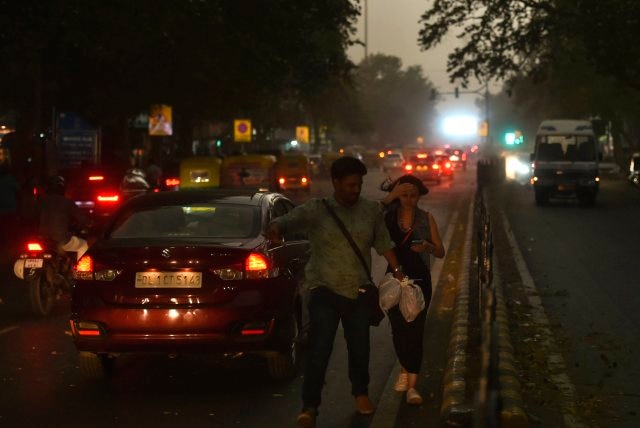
<box><xmin>273</xmin><ymin>196</ymin><xmax>394</xmax><ymax>299</ymax></box>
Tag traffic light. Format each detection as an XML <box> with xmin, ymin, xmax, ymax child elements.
<box><xmin>504</xmin><ymin>130</ymin><xmax>524</xmax><ymax>146</ymax></box>
<box><xmin>504</xmin><ymin>132</ymin><xmax>516</xmax><ymax>145</ymax></box>
<box><xmin>514</xmin><ymin>130</ymin><xmax>524</xmax><ymax>145</ymax></box>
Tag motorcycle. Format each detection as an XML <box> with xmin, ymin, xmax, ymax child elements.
<box><xmin>13</xmin><ymin>238</ymin><xmax>75</xmax><ymax>316</ymax></box>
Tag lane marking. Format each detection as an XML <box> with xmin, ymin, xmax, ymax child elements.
<box><xmin>0</xmin><ymin>326</ymin><xmax>19</xmax><ymax>336</ymax></box>
<box><xmin>501</xmin><ymin>211</ymin><xmax>586</xmax><ymax>428</ymax></box>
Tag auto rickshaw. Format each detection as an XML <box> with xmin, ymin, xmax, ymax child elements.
<box><xmin>178</xmin><ymin>156</ymin><xmax>223</xmax><ymax>189</ymax></box>
<box><xmin>220</xmin><ymin>154</ymin><xmax>277</xmax><ymax>190</ymax></box>
<box><xmin>274</xmin><ymin>153</ymin><xmax>311</xmax><ymax>193</ymax></box>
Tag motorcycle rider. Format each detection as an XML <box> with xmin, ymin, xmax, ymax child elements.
<box><xmin>38</xmin><ymin>175</ymin><xmax>90</xmax><ymax>261</ymax></box>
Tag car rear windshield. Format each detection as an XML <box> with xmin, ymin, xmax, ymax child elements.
<box><xmin>109</xmin><ymin>204</ymin><xmax>260</xmax><ymax>239</ymax></box>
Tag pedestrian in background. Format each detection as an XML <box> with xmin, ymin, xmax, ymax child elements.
<box><xmin>266</xmin><ymin>156</ymin><xmax>404</xmax><ymax>427</ymax></box>
<box><xmin>380</xmin><ymin>174</ymin><xmax>445</xmax><ymax>405</ymax></box>
<box><xmin>0</xmin><ymin>163</ymin><xmax>20</xmax><ymax>248</ymax></box>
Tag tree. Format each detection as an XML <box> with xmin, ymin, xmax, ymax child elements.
<box><xmin>419</xmin><ymin>0</ymin><xmax>640</xmax><ymax>166</ymax></box>
<box><xmin>352</xmin><ymin>54</ymin><xmax>437</xmax><ymax>147</ymax></box>
<box><xmin>0</xmin><ymin>0</ymin><xmax>361</xmax><ymax>166</ymax></box>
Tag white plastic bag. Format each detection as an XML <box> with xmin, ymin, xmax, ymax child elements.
<box><xmin>399</xmin><ymin>278</ymin><xmax>425</xmax><ymax>322</ymax></box>
<box><xmin>378</xmin><ymin>273</ymin><xmax>401</xmax><ymax>311</ymax></box>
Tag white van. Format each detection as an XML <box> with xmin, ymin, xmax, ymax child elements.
<box><xmin>531</xmin><ymin>120</ymin><xmax>600</xmax><ymax>206</ymax></box>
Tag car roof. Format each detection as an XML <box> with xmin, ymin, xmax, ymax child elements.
<box><xmin>122</xmin><ymin>189</ymin><xmax>274</xmax><ymax>210</ymax></box>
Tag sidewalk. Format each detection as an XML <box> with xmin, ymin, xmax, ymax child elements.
<box><xmin>371</xmin><ymin>190</ymin><xmax>476</xmax><ymax>427</ymax></box>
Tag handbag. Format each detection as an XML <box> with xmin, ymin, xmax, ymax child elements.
<box><xmin>322</xmin><ymin>199</ymin><xmax>386</xmax><ymax>326</ymax></box>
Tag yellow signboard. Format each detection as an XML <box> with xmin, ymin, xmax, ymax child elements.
<box><xmin>149</xmin><ymin>104</ymin><xmax>173</xmax><ymax>136</ymax></box>
<box><xmin>296</xmin><ymin>126</ymin><xmax>310</xmax><ymax>144</ymax></box>
<box><xmin>478</xmin><ymin>120</ymin><xmax>489</xmax><ymax>137</ymax></box>
<box><xmin>234</xmin><ymin>119</ymin><xmax>252</xmax><ymax>143</ymax></box>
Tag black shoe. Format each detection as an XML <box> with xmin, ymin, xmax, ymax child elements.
<box><xmin>296</xmin><ymin>408</ymin><xmax>316</xmax><ymax>427</ymax></box>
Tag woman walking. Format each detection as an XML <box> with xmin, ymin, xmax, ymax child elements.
<box><xmin>380</xmin><ymin>174</ymin><xmax>445</xmax><ymax>405</ymax></box>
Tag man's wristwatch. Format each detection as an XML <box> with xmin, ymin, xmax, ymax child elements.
<box><xmin>392</xmin><ymin>265</ymin><xmax>403</xmax><ymax>273</ymax></box>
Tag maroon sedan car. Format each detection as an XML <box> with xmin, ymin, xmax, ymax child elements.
<box><xmin>70</xmin><ymin>189</ymin><xmax>309</xmax><ymax>380</ymax></box>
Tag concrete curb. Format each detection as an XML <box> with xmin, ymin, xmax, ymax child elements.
<box><xmin>492</xmin><ymin>257</ymin><xmax>529</xmax><ymax>427</ymax></box>
<box><xmin>440</xmin><ymin>201</ymin><xmax>475</xmax><ymax>425</ymax></box>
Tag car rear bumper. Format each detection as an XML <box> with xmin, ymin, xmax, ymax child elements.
<box><xmin>70</xmin><ymin>305</ymin><xmax>292</xmax><ymax>354</ymax></box>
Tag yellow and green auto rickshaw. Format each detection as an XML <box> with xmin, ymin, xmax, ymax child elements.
<box><xmin>220</xmin><ymin>154</ymin><xmax>278</xmax><ymax>190</ymax></box>
<box><xmin>274</xmin><ymin>153</ymin><xmax>311</xmax><ymax>193</ymax></box>
<box><xmin>178</xmin><ymin>156</ymin><xmax>223</xmax><ymax>189</ymax></box>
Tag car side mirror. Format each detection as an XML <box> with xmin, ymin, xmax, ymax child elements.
<box><xmin>530</xmin><ymin>153</ymin><xmax>535</xmax><ymax>162</ymax></box>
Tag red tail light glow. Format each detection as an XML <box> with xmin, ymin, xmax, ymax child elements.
<box><xmin>246</xmin><ymin>253</ymin><xmax>269</xmax><ymax>271</ymax></box>
<box><xmin>97</xmin><ymin>194</ymin><xmax>119</xmax><ymax>203</ymax></box>
<box><xmin>165</xmin><ymin>177</ymin><xmax>180</xmax><ymax>187</ymax></box>
<box><xmin>445</xmin><ymin>162</ymin><xmax>452</xmax><ymax>169</ymax></box>
<box><xmin>88</xmin><ymin>175</ymin><xmax>104</xmax><ymax>181</ymax></box>
<box><xmin>27</xmin><ymin>242</ymin><xmax>44</xmax><ymax>252</ymax></box>
<box><xmin>417</xmin><ymin>153</ymin><xmax>428</xmax><ymax>159</ymax></box>
<box><xmin>278</xmin><ymin>177</ymin><xmax>286</xmax><ymax>185</ymax></box>
<box><xmin>301</xmin><ymin>177</ymin><xmax>308</xmax><ymax>184</ymax></box>
<box><xmin>404</xmin><ymin>164</ymin><xmax>414</xmax><ymax>172</ymax></box>
<box><xmin>432</xmin><ymin>164</ymin><xmax>440</xmax><ymax>169</ymax></box>
<box><xmin>75</xmin><ymin>255</ymin><xmax>93</xmax><ymax>273</ymax></box>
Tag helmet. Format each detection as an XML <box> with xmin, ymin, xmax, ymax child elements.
<box><xmin>45</xmin><ymin>175</ymin><xmax>66</xmax><ymax>195</ymax></box>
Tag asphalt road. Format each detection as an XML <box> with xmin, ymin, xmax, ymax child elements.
<box><xmin>488</xmin><ymin>175</ymin><xmax>640</xmax><ymax>427</ymax></box>
<box><xmin>0</xmin><ymin>166</ymin><xmax>474</xmax><ymax>428</ymax></box>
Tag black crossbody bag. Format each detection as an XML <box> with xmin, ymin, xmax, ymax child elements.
<box><xmin>322</xmin><ymin>199</ymin><xmax>385</xmax><ymax>326</ymax></box>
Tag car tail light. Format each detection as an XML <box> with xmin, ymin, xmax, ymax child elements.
<box><xmin>70</xmin><ymin>320</ymin><xmax>103</xmax><ymax>337</ymax></box>
<box><xmin>213</xmin><ymin>252</ymin><xmax>274</xmax><ymax>280</ymax></box>
<box><xmin>246</xmin><ymin>253</ymin><xmax>269</xmax><ymax>279</ymax></box>
<box><xmin>240</xmin><ymin>320</ymin><xmax>273</xmax><ymax>336</ymax></box>
<box><xmin>404</xmin><ymin>164</ymin><xmax>413</xmax><ymax>172</ymax></box>
<box><xmin>27</xmin><ymin>242</ymin><xmax>44</xmax><ymax>252</ymax></box>
<box><xmin>417</xmin><ymin>153</ymin><xmax>428</xmax><ymax>159</ymax></box>
<box><xmin>432</xmin><ymin>164</ymin><xmax>440</xmax><ymax>170</ymax></box>
<box><xmin>88</xmin><ymin>175</ymin><xmax>104</xmax><ymax>181</ymax></box>
<box><xmin>301</xmin><ymin>177</ymin><xmax>308</xmax><ymax>185</ymax></box>
<box><xmin>97</xmin><ymin>193</ymin><xmax>120</xmax><ymax>203</ymax></box>
<box><xmin>74</xmin><ymin>255</ymin><xmax>94</xmax><ymax>280</ymax></box>
<box><xmin>165</xmin><ymin>177</ymin><xmax>180</xmax><ymax>187</ymax></box>
<box><xmin>378</xmin><ymin>151</ymin><xmax>385</xmax><ymax>158</ymax></box>
<box><xmin>445</xmin><ymin>162</ymin><xmax>452</xmax><ymax>169</ymax></box>
<box><xmin>278</xmin><ymin>177</ymin><xmax>286</xmax><ymax>185</ymax></box>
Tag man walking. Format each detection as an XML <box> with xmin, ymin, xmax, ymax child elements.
<box><xmin>265</xmin><ymin>156</ymin><xmax>404</xmax><ymax>427</ymax></box>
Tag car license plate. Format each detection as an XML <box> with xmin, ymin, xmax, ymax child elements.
<box><xmin>135</xmin><ymin>272</ymin><xmax>202</xmax><ymax>288</ymax></box>
<box><xmin>25</xmin><ymin>259</ymin><xmax>44</xmax><ymax>268</ymax></box>
<box><xmin>557</xmin><ymin>184</ymin><xmax>575</xmax><ymax>191</ymax></box>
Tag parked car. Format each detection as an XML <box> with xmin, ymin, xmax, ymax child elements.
<box><xmin>404</xmin><ymin>153</ymin><xmax>442</xmax><ymax>184</ymax></box>
<box><xmin>381</xmin><ymin>153</ymin><xmax>405</xmax><ymax>171</ymax></box>
<box><xmin>70</xmin><ymin>189</ymin><xmax>310</xmax><ymax>380</ymax></box>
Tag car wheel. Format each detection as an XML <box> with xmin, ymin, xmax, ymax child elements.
<box><xmin>28</xmin><ymin>275</ymin><xmax>54</xmax><ymax>316</ymax></box>
<box><xmin>78</xmin><ymin>352</ymin><xmax>115</xmax><ymax>380</ymax></box>
<box><xmin>266</xmin><ymin>316</ymin><xmax>300</xmax><ymax>380</ymax></box>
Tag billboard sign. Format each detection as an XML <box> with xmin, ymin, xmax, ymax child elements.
<box><xmin>149</xmin><ymin>104</ymin><xmax>173</xmax><ymax>136</ymax></box>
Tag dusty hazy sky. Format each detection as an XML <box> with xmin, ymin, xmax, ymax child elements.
<box><xmin>347</xmin><ymin>0</ymin><xmax>499</xmax><ymax>117</ymax></box>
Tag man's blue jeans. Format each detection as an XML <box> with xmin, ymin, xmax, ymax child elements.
<box><xmin>301</xmin><ymin>286</ymin><xmax>371</xmax><ymax>410</ymax></box>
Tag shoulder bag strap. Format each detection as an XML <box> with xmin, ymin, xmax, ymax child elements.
<box><xmin>322</xmin><ymin>198</ymin><xmax>373</xmax><ymax>284</ymax></box>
